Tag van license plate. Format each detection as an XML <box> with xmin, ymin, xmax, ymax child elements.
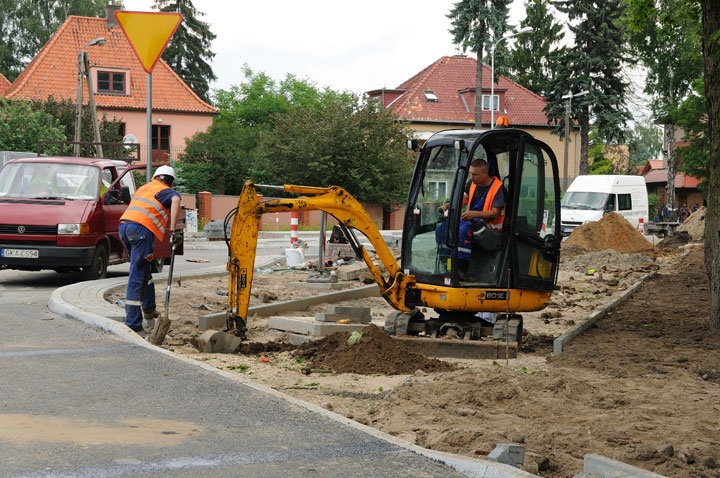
<box><xmin>1</xmin><ymin>249</ymin><xmax>39</xmax><ymax>258</ymax></box>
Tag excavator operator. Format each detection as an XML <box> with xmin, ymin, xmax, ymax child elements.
<box><xmin>437</xmin><ymin>158</ymin><xmax>505</xmax><ymax>278</ymax></box>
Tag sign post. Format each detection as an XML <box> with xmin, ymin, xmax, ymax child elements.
<box><xmin>115</xmin><ymin>11</ymin><xmax>182</xmax><ymax>183</ymax></box>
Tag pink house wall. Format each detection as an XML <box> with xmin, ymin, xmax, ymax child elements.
<box><xmin>101</xmin><ymin>109</ymin><xmax>213</xmax><ymax>160</ymax></box>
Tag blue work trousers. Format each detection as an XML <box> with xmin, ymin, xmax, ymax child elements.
<box><xmin>458</xmin><ymin>220</ymin><xmax>476</xmax><ymax>260</ymax></box>
<box><xmin>119</xmin><ymin>222</ymin><xmax>156</xmax><ymax>330</ymax></box>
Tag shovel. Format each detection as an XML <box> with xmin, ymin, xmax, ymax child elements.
<box><xmin>147</xmin><ymin>241</ymin><xmax>176</xmax><ymax>345</ymax></box>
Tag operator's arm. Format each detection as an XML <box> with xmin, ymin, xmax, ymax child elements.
<box><xmin>438</xmin><ymin>193</ymin><xmax>469</xmax><ymax>213</ymax></box>
<box><xmin>169</xmin><ymin>195</ymin><xmax>181</xmax><ymax>233</ymax></box>
<box><xmin>460</xmin><ymin>206</ymin><xmax>500</xmax><ymax>222</ymax></box>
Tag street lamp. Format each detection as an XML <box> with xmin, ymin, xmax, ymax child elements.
<box><xmin>561</xmin><ymin>90</ymin><xmax>589</xmax><ymax>192</ymax></box>
<box><xmin>74</xmin><ymin>37</ymin><xmax>106</xmax><ymax>157</ymax></box>
<box><xmin>490</xmin><ymin>26</ymin><xmax>532</xmax><ymax>128</ymax></box>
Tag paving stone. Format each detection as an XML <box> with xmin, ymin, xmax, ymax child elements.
<box><xmin>289</xmin><ymin>282</ymin><xmax>353</xmax><ymax>291</ymax></box>
<box><xmin>269</xmin><ymin>316</ymin><xmax>368</xmax><ymax>336</ymax></box>
<box><xmin>335</xmin><ymin>263</ymin><xmax>368</xmax><ymax>281</ymax></box>
<box><xmin>198</xmin><ymin>314</ymin><xmax>226</xmax><ymax>331</ymax></box>
<box><xmin>314</xmin><ymin>312</ymin><xmax>370</xmax><ymax>324</ymax></box>
<box><xmin>488</xmin><ymin>443</ymin><xmax>525</xmax><ymax>467</ymax></box>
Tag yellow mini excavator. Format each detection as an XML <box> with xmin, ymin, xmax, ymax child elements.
<box><xmin>223</xmin><ymin>125</ymin><xmax>562</xmax><ymax>346</ymax></box>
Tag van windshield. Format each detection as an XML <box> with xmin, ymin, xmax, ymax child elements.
<box><xmin>0</xmin><ymin>162</ymin><xmax>100</xmax><ymax>200</ymax></box>
<box><xmin>561</xmin><ymin>191</ymin><xmax>609</xmax><ymax>210</ymax></box>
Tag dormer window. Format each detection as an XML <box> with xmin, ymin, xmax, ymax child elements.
<box><xmin>423</xmin><ymin>90</ymin><xmax>438</xmax><ymax>102</ymax></box>
<box><xmin>482</xmin><ymin>94</ymin><xmax>499</xmax><ymax>111</ymax></box>
<box><xmin>97</xmin><ymin>71</ymin><xmax>126</xmax><ymax>94</ymax></box>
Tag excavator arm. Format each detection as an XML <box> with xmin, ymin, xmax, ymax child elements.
<box><xmin>225</xmin><ymin>181</ymin><xmax>414</xmax><ymax>337</ymax></box>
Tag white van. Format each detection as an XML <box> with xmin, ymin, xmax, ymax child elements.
<box><xmin>560</xmin><ymin>175</ymin><xmax>649</xmax><ymax>236</ymax></box>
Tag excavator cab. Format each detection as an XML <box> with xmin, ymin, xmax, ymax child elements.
<box><xmin>400</xmin><ymin>127</ymin><xmax>561</xmax><ymax>326</ymax></box>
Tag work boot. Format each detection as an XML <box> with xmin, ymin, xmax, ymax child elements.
<box><xmin>142</xmin><ymin>308</ymin><xmax>160</xmax><ymax>320</ymax></box>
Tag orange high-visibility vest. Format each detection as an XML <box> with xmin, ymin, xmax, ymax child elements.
<box><xmin>120</xmin><ymin>180</ymin><xmax>171</xmax><ymax>241</ymax></box>
<box><xmin>466</xmin><ymin>177</ymin><xmax>505</xmax><ymax>230</ymax></box>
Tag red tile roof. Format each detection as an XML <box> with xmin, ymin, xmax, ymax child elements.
<box><xmin>5</xmin><ymin>16</ymin><xmax>216</xmax><ymax>114</ymax></box>
<box><xmin>644</xmin><ymin>168</ymin><xmax>702</xmax><ymax>188</ymax></box>
<box><xmin>0</xmin><ymin>72</ymin><xmax>10</xmax><ymax>97</ymax></box>
<box><xmin>369</xmin><ymin>56</ymin><xmax>549</xmax><ymax>126</ymax></box>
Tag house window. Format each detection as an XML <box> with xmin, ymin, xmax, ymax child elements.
<box><xmin>423</xmin><ymin>90</ymin><xmax>438</xmax><ymax>102</ymax></box>
<box><xmin>618</xmin><ymin>193</ymin><xmax>632</xmax><ymax>211</ymax></box>
<box><xmin>97</xmin><ymin>71</ymin><xmax>126</xmax><ymax>94</ymax></box>
<box><xmin>428</xmin><ymin>181</ymin><xmax>447</xmax><ymax>199</ymax></box>
<box><xmin>152</xmin><ymin>125</ymin><xmax>170</xmax><ymax>151</ymax></box>
<box><xmin>482</xmin><ymin>94</ymin><xmax>499</xmax><ymax>111</ymax></box>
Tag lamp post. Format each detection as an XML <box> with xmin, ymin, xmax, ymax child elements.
<box><xmin>74</xmin><ymin>37</ymin><xmax>106</xmax><ymax>157</ymax></box>
<box><xmin>490</xmin><ymin>27</ymin><xmax>532</xmax><ymax>128</ymax></box>
<box><xmin>561</xmin><ymin>90</ymin><xmax>589</xmax><ymax>192</ymax></box>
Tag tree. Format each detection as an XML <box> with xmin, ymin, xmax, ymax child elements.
<box><xmin>701</xmin><ymin>0</ymin><xmax>720</xmax><ymax>331</ymax></box>
<box><xmin>626</xmin><ymin>0</ymin><xmax>703</xmax><ymax>219</ymax></box>
<box><xmin>0</xmin><ymin>100</ymin><xmax>66</xmax><ymax>153</ymax></box>
<box><xmin>181</xmin><ymin>68</ymin><xmax>349</xmax><ymax>194</ymax></box>
<box><xmin>544</xmin><ymin>0</ymin><xmax>631</xmax><ymax>175</ymax></box>
<box><xmin>152</xmin><ymin>0</ymin><xmax>216</xmax><ymax>103</ymax></box>
<box><xmin>627</xmin><ymin>118</ymin><xmax>663</xmax><ymax>167</ymax></box>
<box><xmin>676</xmin><ymin>77</ymin><xmax>709</xmax><ymax>190</ymax></box>
<box><xmin>259</xmin><ymin>95</ymin><xmax>415</xmax><ymax>209</ymax></box>
<box><xmin>507</xmin><ymin>0</ymin><xmax>564</xmax><ymax>96</ymax></box>
<box><xmin>448</xmin><ymin>0</ymin><xmax>512</xmax><ymax>128</ymax></box>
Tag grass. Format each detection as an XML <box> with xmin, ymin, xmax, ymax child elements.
<box><xmin>227</xmin><ymin>364</ymin><xmax>250</xmax><ymax>373</ymax></box>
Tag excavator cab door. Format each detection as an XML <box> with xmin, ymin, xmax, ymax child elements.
<box><xmin>508</xmin><ymin>138</ymin><xmax>561</xmax><ymax>291</ymax></box>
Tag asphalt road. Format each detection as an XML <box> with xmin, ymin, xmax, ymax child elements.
<box><xmin>0</xmin><ymin>244</ymin><xmax>467</xmax><ymax>478</ymax></box>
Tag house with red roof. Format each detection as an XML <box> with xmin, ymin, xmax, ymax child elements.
<box><xmin>639</xmin><ymin>152</ymin><xmax>704</xmax><ymax>214</ymax></box>
<box><xmin>367</xmin><ymin>55</ymin><xmax>580</xmax><ymax>181</ymax></box>
<box><xmin>3</xmin><ymin>5</ymin><xmax>217</xmax><ymax>162</ymax></box>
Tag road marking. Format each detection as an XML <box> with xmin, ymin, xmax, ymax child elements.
<box><xmin>1</xmin><ymin>444</ymin><xmax>404</xmax><ymax>477</ymax></box>
<box><xmin>0</xmin><ymin>345</ymin><xmax>140</xmax><ymax>359</ymax></box>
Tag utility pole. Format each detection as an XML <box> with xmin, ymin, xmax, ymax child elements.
<box><xmin>561</xmin><ymin>90</ymin><xmax>589</xmax><ymax>192</ymax></box>
<box><xmin>84</xmin><ymin>53</ymin><xmax>104</xmax><ymax>158</ymax></box>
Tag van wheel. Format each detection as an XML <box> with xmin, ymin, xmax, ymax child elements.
<box><xmin>150</xmin><ymin>256</ymin><xmax>164</xmax><ymax>273</ymax></box>
<box><xmin>82</xmin><ymin>245</ymin><xmax>108</xmax><ymax>281</ymax></box>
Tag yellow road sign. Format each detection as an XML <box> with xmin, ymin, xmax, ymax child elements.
<box><xmin>115</xmin><ymin>11</ymin><xmax>182</xmax><ymax>73</ymax></box>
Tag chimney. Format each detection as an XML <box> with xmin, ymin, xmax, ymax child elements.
<box><xmin>106</xmin><ymin>4</ymin><xmax>121</xmax><ymax>28</ymax></box>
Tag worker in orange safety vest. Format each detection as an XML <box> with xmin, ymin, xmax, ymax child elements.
<box><xmin>118</xmin><ymin>165</ymin><xmax>181</xmax><ymax>333</ymax></box>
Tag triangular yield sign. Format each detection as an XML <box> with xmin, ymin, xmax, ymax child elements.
<box><xmin>115</xmin><ymin>11</ymin><xmax>182</xmax><ymax>73</ymax></box>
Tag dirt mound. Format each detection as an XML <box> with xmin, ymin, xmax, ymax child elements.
<box><xmin>295</xmin><ymin>324</ymin><xmax>455</xmax><ymax>375</ymax></box>
<box><xmin>235</xmin><ymin>340</ymin><xmax>296</xmax><ymax>355</ymax></box>
<box><xmin>561</xmin><ymin>249</ymin><xmax>656</xmax><ymax>273</ymax></box>
<box><xmin>562</xmin><ymin>212</ymin><xmax>653</xmax><ymax>253</ymax></box>
<box><xmin>677</xmin><ymin>206</ymin><xmax>705</xmax><ymax>241</ymax></box>
<box><xmin>657</xmin><ymin>230</ymin><xmax>692</xmax><ymax>249</ymax></box>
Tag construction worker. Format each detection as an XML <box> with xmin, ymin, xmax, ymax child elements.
<box><xmin>119</xmin><ymin>165</ymin><xmax>182</xmax><ymax>333</ymax></box>
<box><xmin>438</xmin><ymin>158</ymin><xmax>504</xmax><ymax>277</ymax></box>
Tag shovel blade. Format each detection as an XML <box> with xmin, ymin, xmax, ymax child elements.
<box><xmin>147</xmin><ymin>313</ymin><xmax>171</xmax><ymax>345</ymax></box>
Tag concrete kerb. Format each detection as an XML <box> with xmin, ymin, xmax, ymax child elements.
<box><xmin>47</xmin><ymin>255</ymin><xmax>532</xmax><ymax>478</ymax></box>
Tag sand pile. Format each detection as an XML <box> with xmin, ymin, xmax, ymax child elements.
<box><xmin>562</xmin><ymin>212</ymin><xmax>653</xmax><ymax>253</ymax></box>
<box><xmin>295</xmin><ymin>324</ymin><xmax>454</xmax><ymax>375</ymax></box>
<box><xmin>677</xmin><ymin>206</ymin><xmax>705</xmax><ymax>241</ymax></box>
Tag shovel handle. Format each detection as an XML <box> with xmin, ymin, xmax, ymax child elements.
<box><xmin>163</xmin><ymin>241</ymin><xmax>176</xmax><ymax>314</ymax></box>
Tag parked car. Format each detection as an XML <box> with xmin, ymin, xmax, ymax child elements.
<box><xmin>0</xmin><ymin>155</ymin><xmax>181</xmax><ymax>280</ymax></box>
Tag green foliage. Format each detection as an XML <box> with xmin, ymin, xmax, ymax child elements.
<box><xmin>0</xmin><ymin>0</ymin><xmax>109</xmax><ymax>81</ymax></box>
<box><xmin>259</xmin><ymin>95</ymin><xmax>415</xmax><ymax>209</ymax></box>
<box><xmin>29</xmin><ymin>97</ymin><xmax>124</xmax><ymax>145</ymax></box>
<box><xmin>181</xmin><ymin>69</ymin><xmax>365</xmax><ymax>196</ymax></box>
<box><xmin>627</xmin><ymin>118</ymin><xmax>662</xmax><ymax>166</ymax></box>
<box><xmin>625</xmin><ymin>0</ymin><xmax>703</xmax><ymax>124</ymax></box>
<box><xmin>647</xmin><ymin>192</ymin><xmax>659</xmax><ymax>219</ymax></box>
<box><xmin>676</xmin><ymin>77</ymin><xmax>709</xmax><ymax>189</ymax></box>
<box><xmin>506</xmin><ymin>0</ymin><xmax>565</xmax><ymax>96</ymax></box>
<box><xmin>545</xmin><ymin>0</ymin><xmax>631</xmax><ymax>174</ymax></box>
<box><xmin>152</xmin><ymin>0</ymin><xmax>216</xmax><ymax>103</ymax></box>
<box><xmin>0</xmin><ymin>100</ymin><xmax>66</xmax><ymax>152</ymax></box>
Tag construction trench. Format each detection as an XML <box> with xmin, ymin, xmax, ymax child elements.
<box><xmin>97</xmin><ymin>208</ymin><xmax>720</xmax><ymax>478</ymax></box>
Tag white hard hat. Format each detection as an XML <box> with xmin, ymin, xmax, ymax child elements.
<box><xmin>153</xmin><ymin>165</ymin><xmax>175</xmax><ymax>179</ymax></box>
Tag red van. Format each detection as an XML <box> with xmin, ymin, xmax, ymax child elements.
<box><xmin>0</xmin><ymin>156</ymin><xmax>181</xmax><ymax>280</ymax></box>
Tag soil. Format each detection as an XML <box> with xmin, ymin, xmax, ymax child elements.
<box><xmin>677</xmin><ymin>206</ymin><xmax>706</xmax><ymax>241</ymax></box>
<box><xmin>562</xmin><ymin>211</ymin><xmax>654</xmax><ymax>254</ymax></box>
<box><xmin>109</xmin><ymin>218</ymin><xmax>720</xmax><ymax>477</ymax></box>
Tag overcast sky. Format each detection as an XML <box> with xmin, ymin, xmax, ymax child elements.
<box><xmin>122</xmin><ymin>0</ymin><xmax>532</xmax><ymax>96</ymax></box>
